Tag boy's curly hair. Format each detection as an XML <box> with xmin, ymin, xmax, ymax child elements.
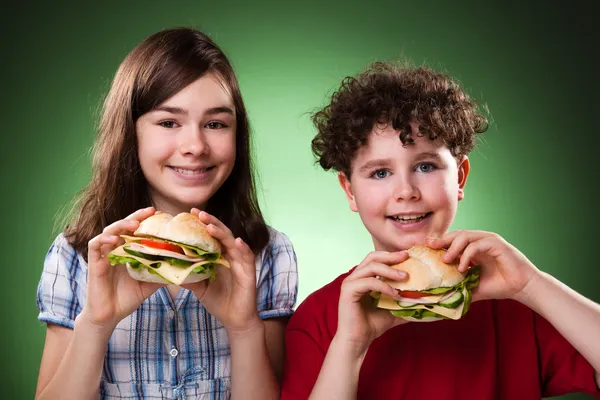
<box><xmin>311</xmin><ymin>62</ymin><xmax>489</xmax><ymax>176</ymax></box>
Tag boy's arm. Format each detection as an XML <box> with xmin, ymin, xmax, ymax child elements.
<box><xmin>517</xmin><ymin>271</ymin><xmax>600</xmax><ymax>387</ymax></box>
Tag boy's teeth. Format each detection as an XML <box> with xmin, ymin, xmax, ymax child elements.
<box><xmin>391</xmin><ymin>213</ymin><xmax>428</xmax><ymax>222</ymax></box>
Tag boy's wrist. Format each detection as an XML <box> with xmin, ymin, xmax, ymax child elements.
<box><xmin>513</xmin><ymin>270</ymin><xmax>548</xmax><ymax>308</ymax></box>
<box><xmin>330</xmin><ymin>333</ymin><xmax>371</xmax><ymax>361</ymax></box>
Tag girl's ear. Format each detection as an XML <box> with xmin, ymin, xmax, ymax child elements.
<box><xmin>338</xmin><ymin>172</ymin><xmax>358</xmax><ymax>212</ymax></box>
<box><xmin>457</xmin><ymin>156</ymin><xmax>470</xmax><ymax>201</ymax></box>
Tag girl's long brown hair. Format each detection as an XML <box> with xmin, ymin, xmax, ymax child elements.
<box><xmin>64</xmin><ymin>27</ymin><xmax>269</xmax><ymax>260</ymax></box>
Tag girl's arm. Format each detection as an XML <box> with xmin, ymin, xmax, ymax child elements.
<box><xmin>227</xmin><ymin>319</ymin><xmax>284</xmax><ymax>400</ymax></box>
<box><xmin>517</xmin><ymin>271</ymin><xmax>600</xmax><ymax>386</ymax></box>
<box><xmin>36</xmin><ymin>317</ymin><xmax>113</xmax><ymax>400</ymax></box>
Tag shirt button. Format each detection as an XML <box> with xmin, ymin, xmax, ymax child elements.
<box><xmin>168</xmin><ymin>310</ymin><xmax>175</xmax><ymax>318</ymax></box>
<box><xmin>169</xmin><ymin>348</ymin><xmax>179</xmax><ymax>357</ymax></box>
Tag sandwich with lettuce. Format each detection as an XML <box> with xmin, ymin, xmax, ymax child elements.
<box><xmin>108</xmin><ymin>211</ymin><xmax>229</xmax><ymax>285</ymax></box>
<box><xmin>374</xmin><ymin>245</ymin><xmax>480</xmax><ymax>322</ymax></box>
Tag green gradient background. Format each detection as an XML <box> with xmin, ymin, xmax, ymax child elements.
<box><xmin>1</xmin><ymin>1</ymin><xmax>598</xmax><ymax>399</ymax></box>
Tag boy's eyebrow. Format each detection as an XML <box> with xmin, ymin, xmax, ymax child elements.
<box><xmin>358</xmin><ymin>159</ymin><xmax>393</xmax><ymax>173</ymax></box>
<box><xmin>414</xmin><ymin>152</ymin><xmax>446</xmax><ymax>163</ymax></box>
<box><xmin>152</xmin><ymin>106</ymin><xmax>235</xmax><ymax>116</ymax></box>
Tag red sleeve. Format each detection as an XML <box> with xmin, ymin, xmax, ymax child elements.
<box><xmin>281</xmin><ymin>295</ymin><xmax>329</xmax><ymax>400</ymax></box>
<box><xmin>535</xmin><ymin>312</ymin><xmax>600</xmax><ymax>398</ymax></box>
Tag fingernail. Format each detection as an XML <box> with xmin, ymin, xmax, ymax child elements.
<box><xmin>397</xmin><ymin>271</ymin><xmax>407</xmax><ymax>278</ymax></box>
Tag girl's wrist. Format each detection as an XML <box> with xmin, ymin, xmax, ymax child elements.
<box><xmin>224</xmin><ymin>315</ymin><xmax>264</xmax><ymax>341</ymax></box>
<box><xmin>75</xmin><ymin>311</ymin><xmax>118</xmax><ymax>341</ymax></box>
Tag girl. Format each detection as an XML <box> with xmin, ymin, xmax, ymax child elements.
<box><xmin>35</xmin><ymin>27</ymin><xmax>298</xmax><ymax>400</ymax></box>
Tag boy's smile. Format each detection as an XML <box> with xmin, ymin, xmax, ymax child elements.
<box><xmin>338</xmin><ymin>123</ymin><xmax>470</xmax><ymax>252</ymax></box>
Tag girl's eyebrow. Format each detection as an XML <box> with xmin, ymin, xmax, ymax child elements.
<box><xmin>152</xmin><ymin>105</ymin><xmax>235</xmax><ymax>116</ymax></box>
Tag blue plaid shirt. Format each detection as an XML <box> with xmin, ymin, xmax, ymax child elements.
<box><xmin>36</xmin><ymin>227</ymin><xmax>298</xmax><ymax>399</ymax></box>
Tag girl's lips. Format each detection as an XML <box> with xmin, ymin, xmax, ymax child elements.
<box><xmin>168</xmin><ymin>166</ymin><xmax>215</xmax><ymax>182</ymax></box>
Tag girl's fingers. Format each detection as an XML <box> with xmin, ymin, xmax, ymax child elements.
<box><xmin>234</xmin><ymin>238</ymin><xmax>254</xmax><ymax>266</ymax></box>
<box><xmin>206</xmin><ymin>223</ymin><xmax>236</xmax><ymax>249</ymax></box>
<box><xmin>102</xmin><ymin>218</ymin><xmax>140</xmax><ymax>236</ymax></box>
<box><xmin>197</xmin><ymin>211</ymin><xmax>231</xmax><ymax>235</ymax></box>
<box><xmin>88</xmin><ymin>234</ymin><xmax>120</xmax><ymax>263</ymax></box>
<box><xmin>348</xmin><ymin>262</ymin><xmax>408</xmax><ymax>282</ymax></box>
<box><xmin>124</xmin><ymin>206</ymin><xmax>155</xmax><ymax>221</ymax></box>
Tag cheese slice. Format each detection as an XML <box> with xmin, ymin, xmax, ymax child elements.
<box><xmin>120</xmin><ymin>236</ymin><xmax>230</xmax><ymax>269</ymax></box>
<box><xmin>378</xmin><ymin>288</ymin><xmax>467</xmax><ymax>320</ymax></box>
<box><xmin>110</xmin><ymin>245</ymin><xmax>214</xmax><ymax>285</ymax></box>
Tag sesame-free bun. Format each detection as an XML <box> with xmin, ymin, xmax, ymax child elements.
<box><xmin>134</xmin><ymin>211</ymin><xmax>221</xmax><ymax>253</ymax></box>
<box><xmin>385</xmin><ymin>245</ymin><xmax>466</xmax><ymax>291</ymax></box>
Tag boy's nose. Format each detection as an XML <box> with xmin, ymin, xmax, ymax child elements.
<box><xmin>393</xmin><ymin>178</ymin><xmax>420</xmax><ymax>201</ymax></box>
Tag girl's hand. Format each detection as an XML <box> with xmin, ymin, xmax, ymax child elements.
<box><xmin>182</xmin><ymin>209</ymin><xmax>261</xmax><ymax>334</ymax></box>
<box><xmin>335</xmin><ymin>251</ymin><xmax>410</xmax><ymax>356</ymax></box>
<box><xmin>426</xmin><ymin>231</ymin><xmax>541</xmax><ymax>302</ymax></box>
<box><xmin>81</xmin><ymin>207</ymin><xmax>165</xmax><ymax>331</ymax></box>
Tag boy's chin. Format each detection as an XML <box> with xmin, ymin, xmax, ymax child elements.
<box><xmin>375</xmin><ymin>236</ymin><xmax>428</xmax><ymax>252</ymax></box>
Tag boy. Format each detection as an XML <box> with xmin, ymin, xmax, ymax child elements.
<box><xmin>281</xmin><ymin>62</ymin><xmax>600</xmax><ymax>399</ymax></box>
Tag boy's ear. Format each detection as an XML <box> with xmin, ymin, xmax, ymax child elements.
<box><xmin>338</xmin><ymin>172</ymin><xmax>358</xmax><ymax>212</ymax></box>
<box><xmin>457</xmin><ymin>156</ymin><xmax>470</xmax><ymax>201</ymax></box>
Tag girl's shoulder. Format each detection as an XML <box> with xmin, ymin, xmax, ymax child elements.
<box><xmin>255</xmin><ymin>226</ymin><xmax>297</xmax><ymax>269</ymax></box>
<box><xmin>45</xmin><ymin>232</ymin><xmax>88</xmax><ymax>270</ymax></box>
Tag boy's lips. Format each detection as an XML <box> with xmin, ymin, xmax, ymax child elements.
<box><xmin>387</xmin><ymin>212</ymin><xmax>432</xmax><ymax>231</ymax></box>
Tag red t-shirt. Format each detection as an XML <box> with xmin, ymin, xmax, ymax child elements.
<box><xmin>282</xmin><ymin>269</ymin><xmax>599</xmax><ymax>399</ymax></box>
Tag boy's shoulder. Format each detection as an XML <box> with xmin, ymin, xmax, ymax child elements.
<box><xmin>287</xmin><ymin>267</ymin><xmax>355</xmax><ymax>333</ymax></box>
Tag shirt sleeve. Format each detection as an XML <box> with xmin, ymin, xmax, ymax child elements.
<box><xmin>255</xmin><ymin>228</ymin><xmax>299</xmax><ymax>320</ymax></box>
<box><xmin>535</xmin><ymin>311</ymin><xmax>600</xmax><ymax>398</ymax></box>
<box><xmin>281</xmin><ymin>295</ymin><xmax>327</xmax><ymax>400</ymax></box>
<box><xmin>36</xmin><ymin>233</ymin><xmax>87</xmax><ymax>329</ymax></box>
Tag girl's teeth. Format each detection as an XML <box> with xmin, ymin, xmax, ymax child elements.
<box><xmin>173</xmin><ymin>167</ymin><xmax>208</xmax><ymax>175</ymax></box>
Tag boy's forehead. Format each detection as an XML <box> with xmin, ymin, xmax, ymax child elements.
<box><xmin>357</xmin><ymin>127</ymin><xmax>447</xmax><ymax>159</ymax></box>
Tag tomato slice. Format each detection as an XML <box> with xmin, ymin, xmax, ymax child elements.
<box><xmin>140</xmin><ymin>239</ymin><xmax>185</xmax><ymax>254</ymax></box>
<box><xmin>397</xmin><ymin>290</ymin><xmax>429</xmax><ymax>299</ymax></box>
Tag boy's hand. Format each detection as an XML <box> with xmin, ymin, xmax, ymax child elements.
<box><xmin>335</xmin><ymin>251</ymin><xmax>410</xmax><ymax>356</ymax></box>
<box><xmin>426</xmin><ymin>231</ymin><xmax>540</xmax><ymax>302</ymax></box>
<box><xmin>181</xmin><ymin>209</ymin><xmax>261</xmax><ymax>335</ymax></box>
<box><xmin>82</xmin><ymin>207</ymin><xmax>165</xmax><ymax>331</ymax></box>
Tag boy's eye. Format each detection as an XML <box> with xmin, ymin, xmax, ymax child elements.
<box><xmin>416</xmin><ymin>163</ymin><xmax>436</xmax><ymax>173</ymax></box>
<box><xmin>371</xmin><ymin>169</ymin><xmax>390</xmax><ymax>179</ymax></box>
<box><xmin>158</xmin><ymin>120</ymin><xmax>177</xmax><ymax>128</ymax></box>
<box><xmin>206</xmin><ymin>121</ymin><xmax>226</xmax><ymax>129</ymax></box>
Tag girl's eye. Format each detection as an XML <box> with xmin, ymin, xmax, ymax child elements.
<box><xmin>371</xmin><ymin>169</ymin><xmax>390</xmax><ymax>179</ymax></box>
<box><xmin>158</xmin><ymin>120</ymin><xmax>177</xmax><ymax>128</ymax></box>
<box><xmin>206</xmin><ymin>121</ymin><xmax>226</xmax><ymax>129</ymax></box>
<box><xmin>416</xmin><ymin>163</ymin><xmax>437</xmax><ymax>173</ymax></box>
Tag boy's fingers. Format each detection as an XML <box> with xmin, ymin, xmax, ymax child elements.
<box><xmin>342</xmin><ymin>278</ymin><xmax>401</xmax><ymax>302</ymax></box>
<box><xmin>349</xmin><ymin>262</ymin><xmax>409</xmax><ymax>282</ymax></box>
<box><xmin>358</xmin><ymin>250</ymin><xmax>409</xmax><ymax>269</ymax></box>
